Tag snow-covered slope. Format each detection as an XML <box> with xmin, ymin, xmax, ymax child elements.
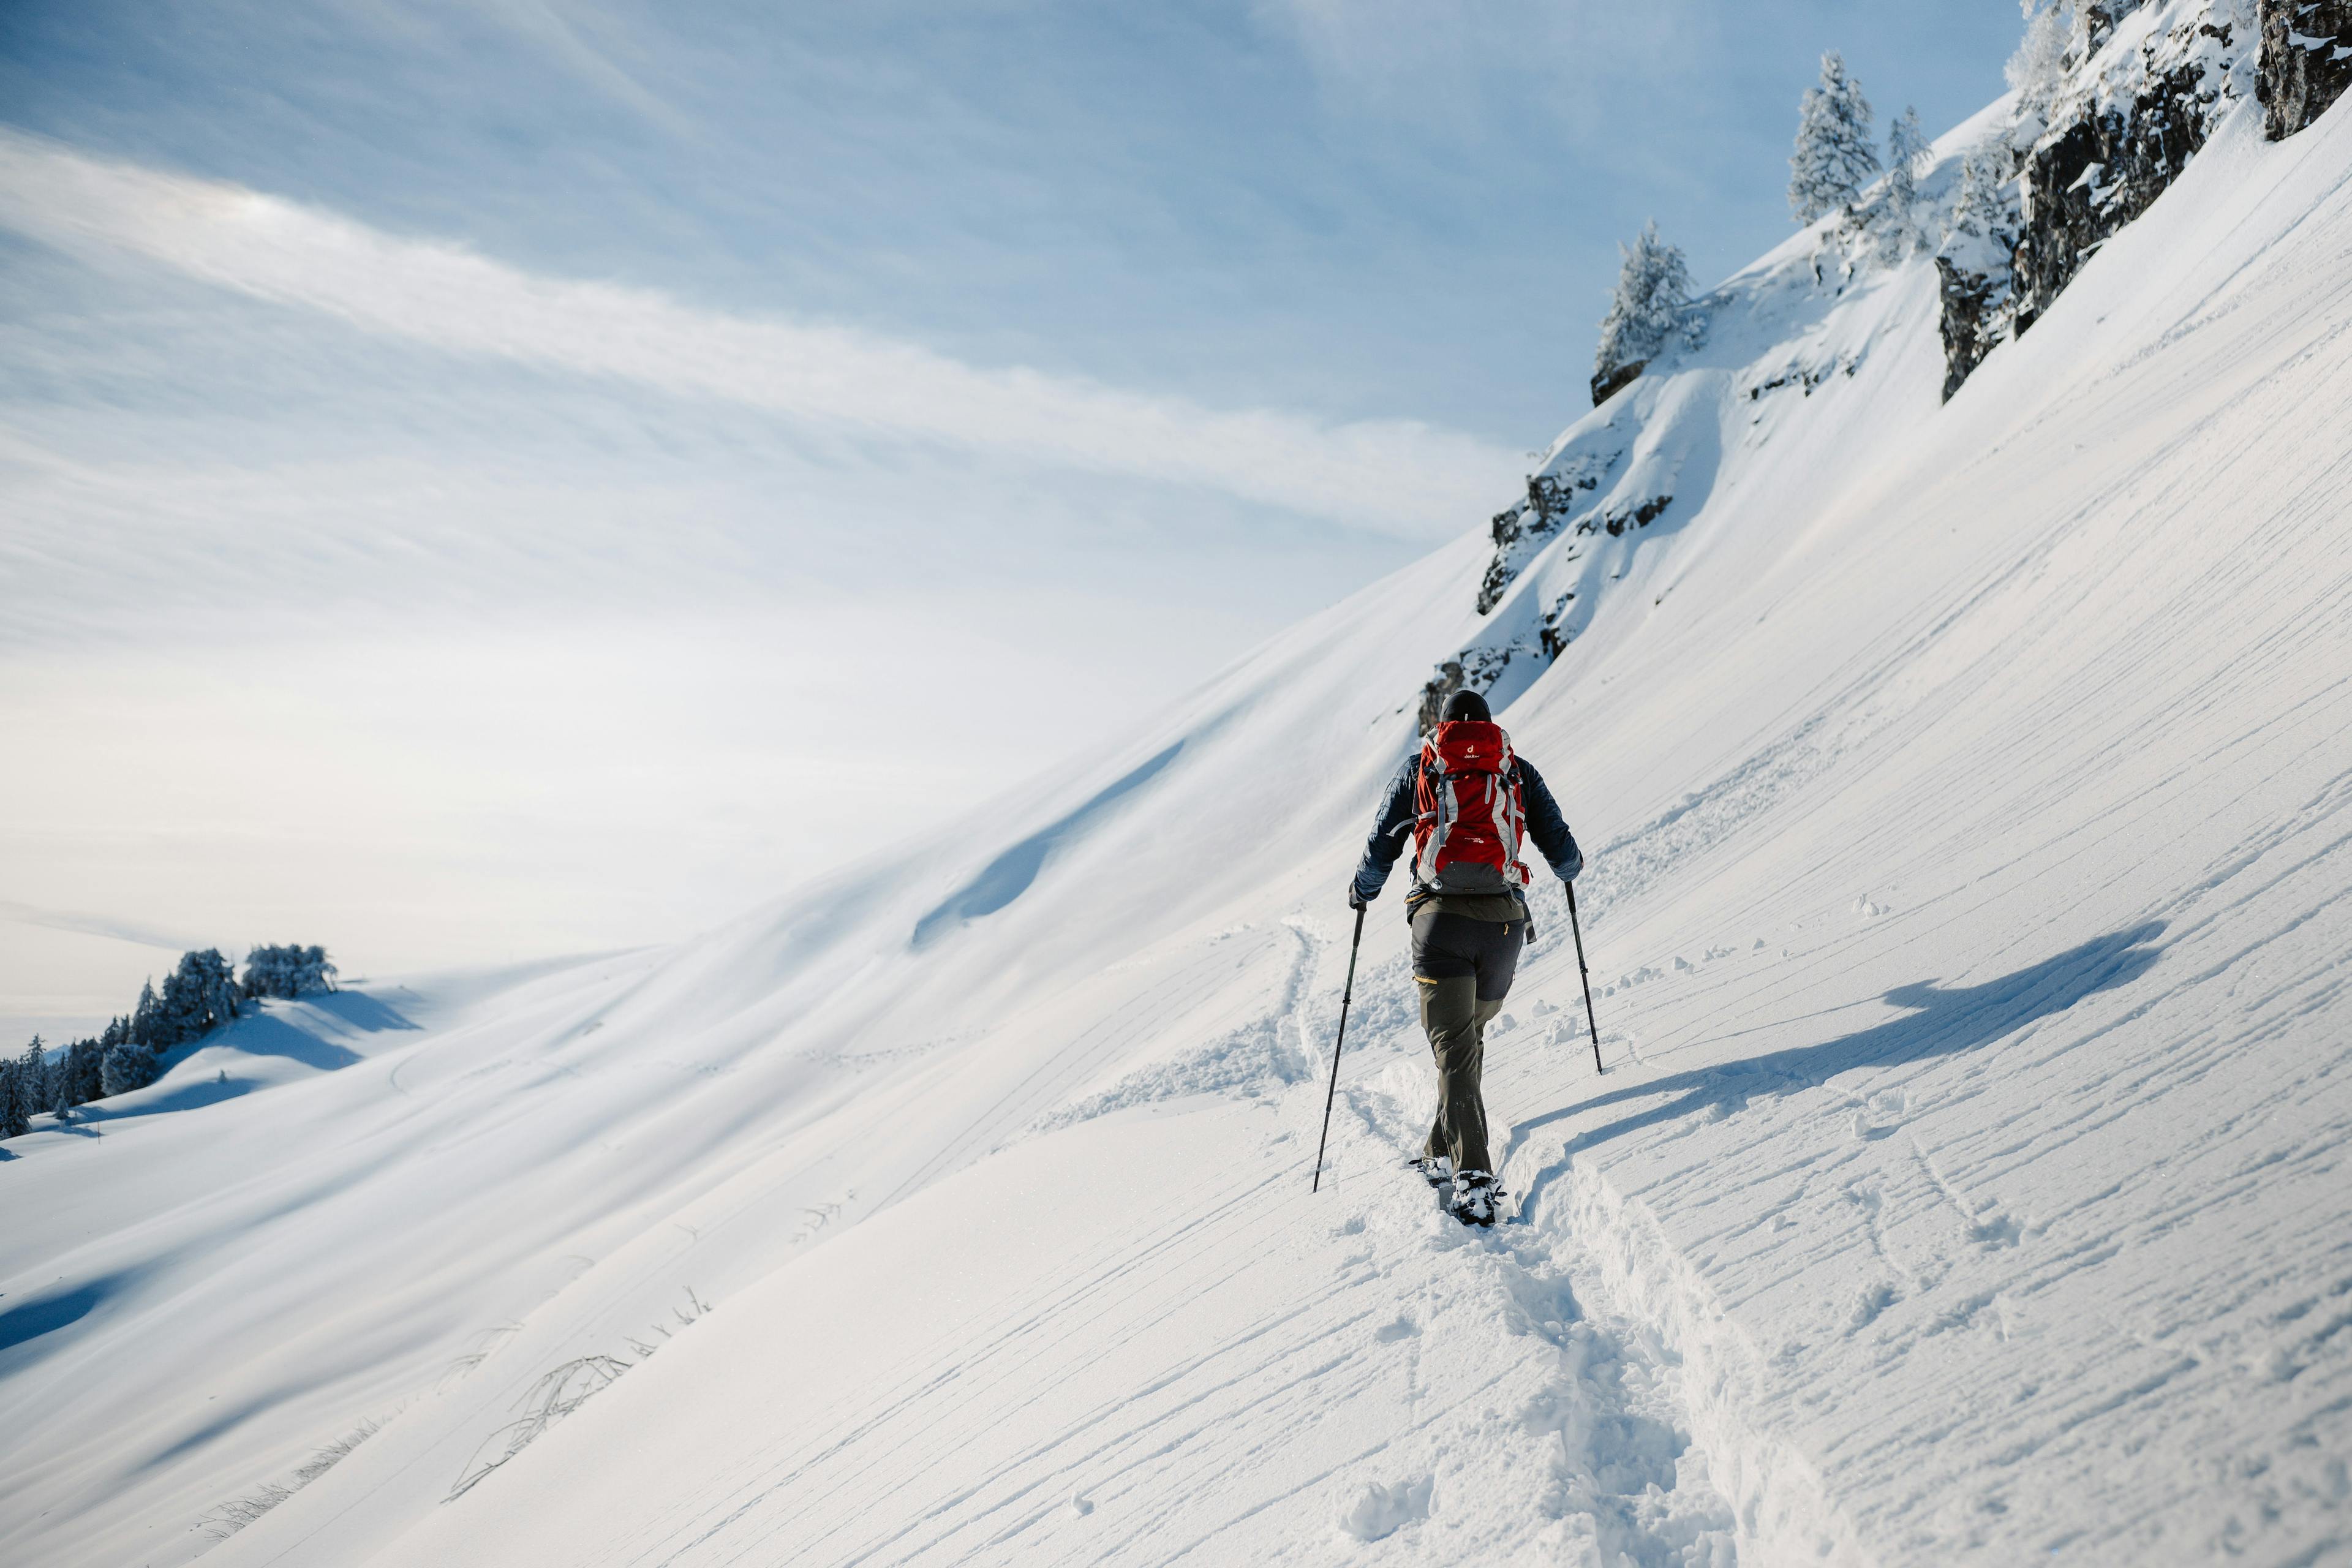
<box><xmin>7</xmin><ymin>58</ymin><xmax>2352</xmax><ymax>1568</ymax></box>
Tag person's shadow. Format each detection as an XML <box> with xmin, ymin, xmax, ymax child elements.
<box><xmin>1509</xmin><ymin>921</ymin><xmax>2166</xmax><ymax>1216</ymax></box>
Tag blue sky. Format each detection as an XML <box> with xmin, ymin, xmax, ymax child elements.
<box><xmin>0</xmin><ymin>0</ymin><xmax>2023</xmax><ymax>1025</ymax></box>
<box><xmin>3</xmin><ymin>0</ymin><xmax>2020</xmax><ymax>428</ymax></box>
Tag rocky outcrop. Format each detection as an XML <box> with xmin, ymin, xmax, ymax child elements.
<box><xmin>1427</xmin><ymin>489</ymin><xmax>1670</xmax><ymax>731</ymax></box>
<box><xmin>2011</xmin><ymin>26</ymin><xmax>2235</xmax><ymax>333</ymax></box>
<box><xmin>1591</xmin><ymin>359</ymin><xmax>1646</xmax><ymax>407</ymax></box>
<box><xmin>2258</xmin><ymin>0</ymin><xmax>2352</xmax><ymax>137</ymax></box>
<box><xmin>1936</xmin><ymin>256</ymin><xmax>2009</xmax><ymax>401</ymax></box>
<box><xmin>1476</xmin><ymin>459</ymin><xmax>1616</xmax><ymax>614</ymax></box>
<box><xmin>1938</xmin><ymin>6</ymin><xmax>2245</xmax><ymax>399</ymax></box>
<box><xmin>1415</xmin><ymin>661</ymin><xmax>1465</xmax><ymax>736</ymax></box>
<box><xmin>1445</xmin><ymin>0</ymin><xmax>2334</xmax><ymax>731</ymax></box>
<box><xmin>1415</xmin><ymin>647</ymin><xmax>1515</xmax><ymax>736</ymax></box>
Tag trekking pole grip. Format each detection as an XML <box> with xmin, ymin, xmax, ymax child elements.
<box><xmin>1311</xmin><ymin>904</ymin><xmax>1367</xmax><ymax>1193</ymax></box>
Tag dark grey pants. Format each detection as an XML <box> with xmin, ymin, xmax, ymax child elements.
<box><xmin>1410</xmin><ymin>908</ymin><xmax>1525</xmax><ymax>1176</ymax></box>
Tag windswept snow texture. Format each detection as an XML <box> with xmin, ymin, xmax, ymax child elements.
<box><xmin>913</xmin><ymin>741</ymin><xmax>1185</xmax><ymax>949</ymax></box>
<box><xmin>8</xmin><ymin>95</ymin><xmax>2352</xmax><ymax>1568</ymax></box>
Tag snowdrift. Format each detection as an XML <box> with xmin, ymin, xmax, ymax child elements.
<box><xmin>6</xmin><ymin>47</ymin><xmax>2352</xmax><ymax>1568</ymax></box>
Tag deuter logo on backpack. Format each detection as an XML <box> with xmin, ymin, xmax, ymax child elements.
<box><xmin>1411</xmin><ymin>719</ymin><xmax>1531</xmax><ymax>895</ymax></box>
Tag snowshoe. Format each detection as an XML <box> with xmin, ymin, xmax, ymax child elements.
<box><xmin>1450</xmin><ymin>1170</ymin><xmax>1502</xmax><ymax>1227</ymax></box>
<box><xmin>1409</xmin><ymin>1155</ymin><xmax>1453</xmax><ymax>1188</ymax></box>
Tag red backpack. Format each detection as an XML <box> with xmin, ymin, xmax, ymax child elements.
<box><xmin>1411</xmin><ymin>720</ymin><xmax>1531</xmax><ymax>895</ymax></box>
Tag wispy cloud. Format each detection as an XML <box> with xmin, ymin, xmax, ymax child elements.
<box><xmin>1261</xmin><ymin>0</ymin><xmax>1687</xmax><ymax>130</ymax></box>
<box><xmin>0</xmin><ymin>129</ymin><xmax>1513</xmax><ymax>538</ymax></box>
<box><xmin>479</xmin><ymin>0</ymin><xmax>696</xmax><ymax>136</ymax></box>
<box><xmin>0</xmin><ymin>900</ymin><xmax>203</xmax><ymax>953</ymax></box>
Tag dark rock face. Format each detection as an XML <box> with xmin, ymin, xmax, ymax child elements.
<box><xmin>2011</xmin><ymin>45</ymin><xmax>2227</xmax><ymax>335</ymax></box>
<box><xmin>1428</xmin><ymin>489</ymin><xmax>1670</xmax><ymax>730</ymax></box>
<box><xmin>1936</xmin><ymin>257</ymin><xmax>2007</xmax><ymax>402</ymax></box>
<box><xmin>1415</xmin><ymin>647</ymin><xmax>1513</xmax><ymax>735</ymax></box>
<box><xmin>2259</xmin><ymin>0</ymin><xmax>2352</xmax><ymax>137</ymax></box>
<box><xmin>1415</xmin><ymin>660</ymin><xmax>1465</xmax><ymax>737</ymax></box>
<box><xmin>1476</xmin><ymin>467</ymin><xmax>1608</xmax><ymax>614</ymax></box>
<box><xmin>1938</xmin><ymin>10</ymin><xmax>2243</xmax><ymax>400</ymax></box>
<box><xmin>1600</xmin><ymin>495</ymin><xmax>1673</xmax><ymax>537</ymax></box>
<box><xmin>1590</xmin><ymin>359</ymin><xmax>1645</xmax><ymax>407</ymax></box>
<box><xmin>1936</xmin><ymin>1</ymin><xmax>2346</xmax><ymax>397</ymax></box>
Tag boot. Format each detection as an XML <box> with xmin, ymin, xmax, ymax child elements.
<box><xmin>1450</xmin><ymin>1170</ymin><xmax>1500</xmax><ymax>1227</ymax></box>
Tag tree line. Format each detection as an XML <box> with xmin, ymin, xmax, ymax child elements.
<box><xmin>1</xmin><ymin>944</ymin><xmax>336</xmax><ymax>1140</ymax></box>
<box><xmin>1591</xmin><ymin>50</ymin><xmax>1984</xmax><ymax>404</ymax></box>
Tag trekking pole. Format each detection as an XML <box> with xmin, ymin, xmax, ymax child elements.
<box><xmin>1565</xmin><ymin>881</ymin><xmax>1604</xmax><ymax>1074</ymax></box>
<box><xmin>1310</xmin><ymin>904</ymin><xmax>1368</xmax><ymax>1193</ymax></box>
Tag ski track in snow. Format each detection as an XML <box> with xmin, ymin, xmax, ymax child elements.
<box><xmin>464</xmin><ymin>1099</ymin><xmax>1742</xmax><ymax>1568</ymax></box>
<box><xmin>10</xmin><ymin>55</ymin><xmax>2352</xmax><ymax>1568</ymax></box>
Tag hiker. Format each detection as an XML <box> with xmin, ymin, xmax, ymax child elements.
<box><xmin>1349</xmin><ymin>689</ymin><xmax>1583</xmax><ymax>1226</ymax></box>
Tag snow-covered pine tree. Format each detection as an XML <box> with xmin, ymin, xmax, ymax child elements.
<box><xmin>1942</xmin><ymin>137</ymin><xmax>2017</xmax><ymax>270</ymax></box>
<box><xmin>2007</xmin><ymin>1</ymin><xmax>2077</xmax><ymax>121</ymax></box>
<box><xmin>160</xmin><ymin>957</ymin><xmax>199</xmax><ymax>1042</ymax></box>
<box><xmin>1592</xmin><ymin>220</ymin><xmax>1694</xmax><ymax>405</ymax></box>
<box><xmin>157</xmin><ymin>963</ymin><xmax>197</xmax><ymax>1044</ymax></box>
<box><xmin>1789</xmin><ymin>51</ymin><xmax>1881</xmax><ymax>225</ymax></box>
<box><xmin>0</xmin><ymin>1058</ymin><xmax>28</xmax><ymax>1139</ymax></box>
<box><xmin>1875</xmin><ymin>107</ymin><xmax>1931</xmax><ymax>264</ymax></box>
<box><xmin>151</xmin><ymin>949</ymin><xmax>238</xmax><ymax>1047</ymax></box>
<box><xmin>242</xmin><ymin>946</ymin><xmax>281</xmax><ymax>1000</ymax></box>
<box><xmin>194</xmin><ymin>948</ymin><xmax>238</xmax><ymax>1031</ymax></box>
<box><xmin>69</xmin><ymin>1037</ymin><xmax>106</xmax><ymax>1104</ymax></box>
<box><xmin>100</xmin><ymin>1040</ymin><xmax>155</xmax><ymax>1097</ymax></box>
<box><xmin>17</xmin><ymin>1039</ymin><xmax>48</xmax><ymax>1117</ymax></box>
<box><xmin>244</xmin><ymin>943</ymin><xmax>339</xmax><ymax>999</ymax></box>
<box><xmin>51</xmin><ymin>1044</ymin><xmax>86</xmax><ymax>1119</ymax></box>
<box><xmin>130</xmin><ymin>980</ymin><xmax>162</xmax><ymax>1049</ymax></box>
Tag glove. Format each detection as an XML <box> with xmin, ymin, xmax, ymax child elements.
<box><xmin>1347</xmin><ymin>883</ymin><xmax>1371</xmax><ymax>911</ymax></box>
<box><xmin>1559</xmin><ymin>843</ymin><xmax>1584</xmax><ymax>882</ymax></box>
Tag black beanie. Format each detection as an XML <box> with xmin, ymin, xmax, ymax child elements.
<box><xmin>1441</xmin><ymin>690</ymin><xmax>1491</xmax><ymax>723</ymax></box>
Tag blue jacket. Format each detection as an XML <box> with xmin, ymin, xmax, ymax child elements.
<box><xmin>1352</xmin><ymin>750</ymin><xmax>1582</xmax><ymax>905</ymax></box>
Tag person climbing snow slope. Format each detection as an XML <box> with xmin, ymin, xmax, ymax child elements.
<box><xmin>1351</xmin><ymin>689</ymin><xmax>1583</xmax><ymax>1226</ymax></box>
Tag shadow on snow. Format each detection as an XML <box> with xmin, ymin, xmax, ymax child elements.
<box><xmin>32</xmin><ymin>990</ymin><xmax>428</xmax><ymax>1130</ymax></box>
<box><xmin>911</xmin><ymin>741</ymin><xmax>1184</xmax><ymax>950</ymax></box>
<box><xmin>304</xmin><ymin>989</ymin><xmax>422</xmax><ymax>1035</ymax></box>
<box><xmin>1510</xmin><ymin>921</ymin><xmax>2167</xmax><ymax>1218</ymax></box>
<box><xmin>0</xmin><ymin>1273</ymin><xmax>131</xmax><ymax>1370</ymax></box>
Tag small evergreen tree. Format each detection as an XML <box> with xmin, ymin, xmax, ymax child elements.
<box><xmin>2007</xmin><ymin>1</ymin><xmax>2077</xmax><ymax>119</ymax></box>
<box><xmin>130</xmin><ymin>980</ymin><xmax>163</xmax><ymax>1049</ymax></box>
<box><xmin>1942</xmin><ymin>137</ymin><xmax>2016</xmax><ymax>270</ymax></box>
<box><xmin>157</xmin><ymin>964</ymin><xmax>197</xmax><ymax>1044</ymax></box>
<box><xmin>1789</xmin><ymin>51</ymin><xmax>1881</xmax><ymax>225</ymax></box>
<box><xmin>0</xmin><ymin>1058</ymin><xmax>28</xmax><ymax>1139</ymax></box>
<box><xmin>1875</xmin><ymin>107</ymin><xmax>1932</xmax><ymax>265</ymax></box>
<box><xmin>101</xmin><ymin>1040</ymin><xmax>156</xmax><ymax>1097</ymax></box>
<box><xmin>192</xmin><ymin>948</ymin><xmax>239</xmax><ymax>1032</ymax></box>
<box><xmin>69</xmin><ymin>1038</ymin><xmax>105</xmax><ymax>1105</ymax></box>
<box><xmin>1888</xmin><ymin>105</ymin><xmax>1931</xmax><ymax>175</ymax></box>
<box><xmin>242</xmin><ymin>944</ymin><xmax>339</xmax><ymax>1000</ymax></box>
<box><xmin>17</xmin><ymin>1038</ymin><xmax>48</xmax><ymax>1117</ymax></box>
<box><xmin>51</xmin><ymin>1042</ymin><xmax>88</xmax><ymax>1118</ymax></box>
<box><xmin>1593</xmin><ymin>221</ymin><xmax>1694</xmax><ymax>403</ymax></box>
<box><xmin>145</xmin><ymin>950</ymin><xmax>239</xmax><ymax>1050</ymax></box>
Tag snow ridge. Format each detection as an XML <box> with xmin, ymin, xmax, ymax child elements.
<box><xmin>8</xmin><ymin>15</ymin><xmax>2352</xmax><ymax>1566</ymax></box>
